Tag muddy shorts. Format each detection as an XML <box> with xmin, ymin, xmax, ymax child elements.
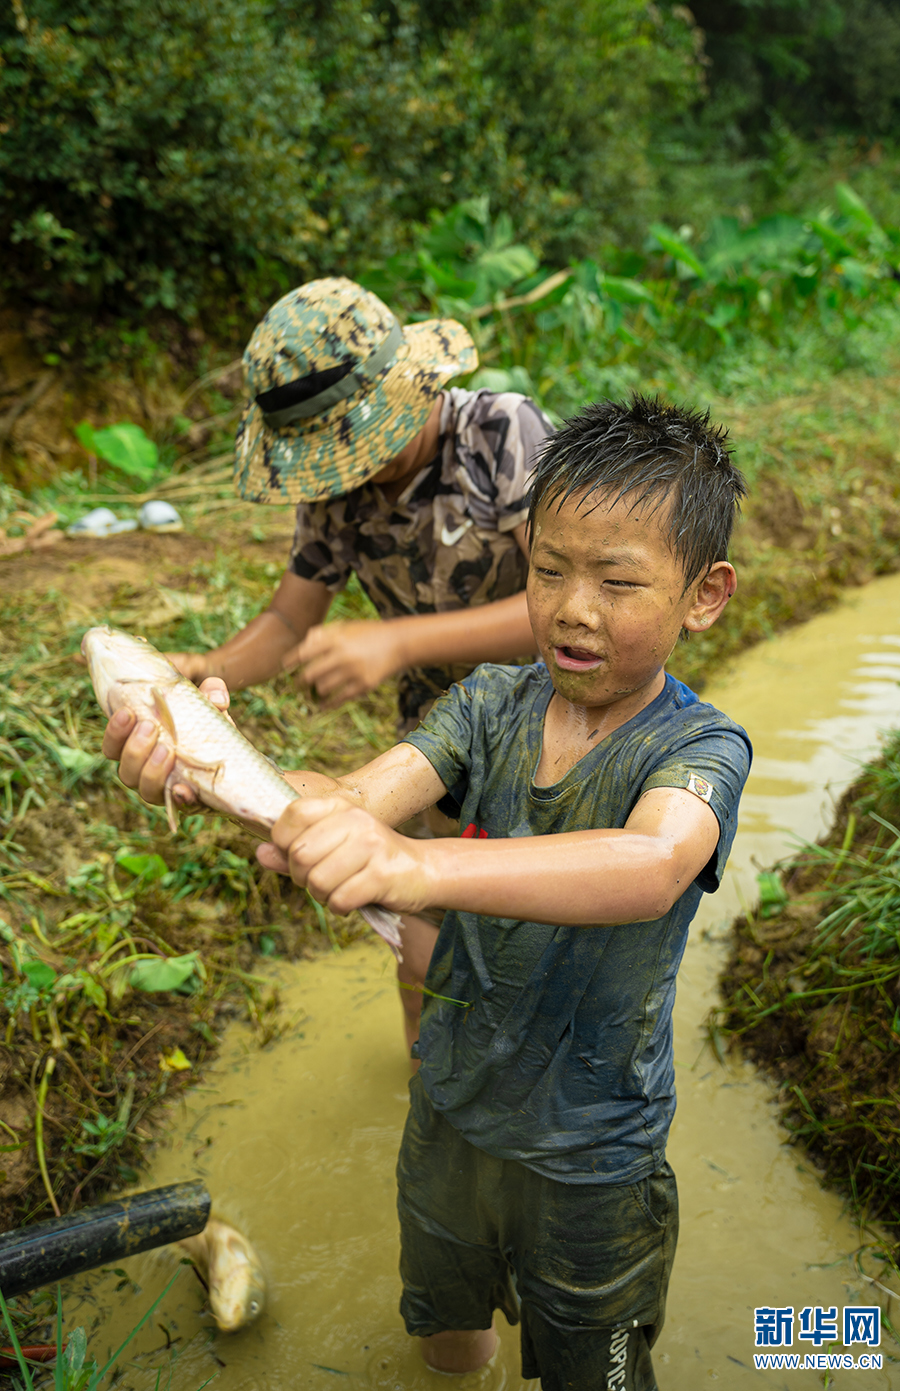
<box><xmin>397</xmin><ymin>1078</ymin><xmax>678</xmax><ymax>1391</ymax></box>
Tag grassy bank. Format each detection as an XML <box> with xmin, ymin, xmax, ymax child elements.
<box><xmin>0</xmin><ymin>501</ymin><xmax>397</xmax><ymax>1232</ymax></box>
<box><xmin>1</xmin><ymin>320</ymin><xmax>900</xmax><ymax>1233</ymax></box>
<box><xmin>717</xmin><ymin>731</ymin><xmax>900</xmax><ymax>1236</ymax></box>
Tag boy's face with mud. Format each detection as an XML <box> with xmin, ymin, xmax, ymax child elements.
<box><xmin>527</xmin><ymin>487</ymin><xmax>735</xmax><ymax>719</ymax></box>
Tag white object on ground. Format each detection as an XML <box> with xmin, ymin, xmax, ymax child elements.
<box><xmin>139</xmin><ymin>499</ymin><xmax>183</xmax><ymax>532</ymax></box>
<box><xmin>66</xmin><ymin>508</ymin><xmax>118</xmax><ymax>537</ymax></box>
<box><xmin>65</xmin><ymin>509</ymin><xmax>138</xmax><ymax>538</ymax></box>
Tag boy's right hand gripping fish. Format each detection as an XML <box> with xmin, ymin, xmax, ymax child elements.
<box><xmin>81</xmin><ymin>625</ymin><xmax>403</xmax><ymax>957</ymax></box>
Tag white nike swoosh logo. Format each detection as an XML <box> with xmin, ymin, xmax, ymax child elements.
<box><xmin>441</xmin><ymin>518</ymin><xmax>474</xmax><ymax>546</ymax></box>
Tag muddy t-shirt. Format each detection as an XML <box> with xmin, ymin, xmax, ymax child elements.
<box><xmin>288</xmin><ymin>388</ymin><xmax>553</xmax><ymax>727</ymax></box>
<box><xmin>403</xmin><ymin>663</ymin><xmax>752</xmax><ymax>1185</ymax></box>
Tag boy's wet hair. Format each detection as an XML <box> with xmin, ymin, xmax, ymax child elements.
<box><xmin>528</xmin><ymin>394</ymin><xmax>747</xmax><ymax>586</ymax></box>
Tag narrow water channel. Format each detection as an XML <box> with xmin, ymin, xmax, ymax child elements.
<box><xmin>75</xmin><ymin>572</ymin><xmax>900</xmax><ymax>1390</ymax></box>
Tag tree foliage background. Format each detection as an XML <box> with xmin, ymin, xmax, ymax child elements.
<box><xmin>2</xmin><ymin>0</ymin><xmax>899</xmax><ymax>329</ymax></box>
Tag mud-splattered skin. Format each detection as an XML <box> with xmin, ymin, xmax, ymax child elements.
<box><xmin>526</xmin><ymin>490</ymin><xmax>736</xmax><ymax>780</ymax></box>
<box><xmin>81</xmin><ymin>626</ymin><xmax>403</xmax><ymax>955</ymax></box>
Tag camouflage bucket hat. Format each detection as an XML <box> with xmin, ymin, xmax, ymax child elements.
<box><xmin>233</xmin><ymin>277</ymin><xmax>477</xmax><ymax>504</ymax></box>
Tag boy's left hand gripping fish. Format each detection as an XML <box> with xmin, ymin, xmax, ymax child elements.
<box><xmin>82</xmin><ymin>625</ymin><xmax>403</xmax><ymax>957</ymax></box>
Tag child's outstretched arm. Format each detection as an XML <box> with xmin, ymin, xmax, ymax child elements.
<box><xmin>166</xmin><ymin>572</ymin><xmax>332</xmax><ymax>690</ymax></box>
<box><xmin>101</xmin><ymin>683</ymin><xmax>448</xmax><ymax>831</ymax></box>
<box><xmin>103</xmin><ymin>700</ymin><xmax>719</xmax><ymax>926</ymax></box>
<box><xmin>280</xmin><ymin>522</ymin><xmax>535</xmax><ymax>708</ymax></box>
<box><xmin>265</xmin><ymin>787</ymin><xmax>722</xmax><ymax>926</ymax></box>
<box><xmin>283</xmin><ymin>591</ymin><xmax>534</xmax><ymax>709</ymax></box>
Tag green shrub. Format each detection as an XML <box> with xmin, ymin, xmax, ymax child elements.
<box><xmin>1</xmin><ymin>0</ymin><xmax>703</xmax><ymax>328</ymax></box>
<box><xmin>1</xmin><ymin>0</ymin><xmax>323</xmax><ymax>316</ymax></box>
<box><xmin>365</xmin><ymin>187</ymin><xmax>900</xmax><ymax>422</ymax></box>
<box><xmin>278</xmin><ymin>0</ymin><xmax>704</xmax><ymax>266</ymax></box>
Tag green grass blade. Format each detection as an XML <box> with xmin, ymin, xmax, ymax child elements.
<box><xmin>0</xmin><ymin>1285</ymin><xmax>35</xmax><ymax>1391</ymax></box>
<box><xmin>89</xmin><ymin>1268</ymin><xmax>182</xmax><ymax>1387</ymax></box>
<box><xmin>55</xmin><ymin>1284</ymin><xmax>64</xmax><ymax>1391</ymax></box>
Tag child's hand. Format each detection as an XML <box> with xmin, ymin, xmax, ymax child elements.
<box><xmin>258</xmin><ymin>798</ymin><xmax>433</xmax><ymax>915</ymax></box>
<box><xmin>100</xmin><ymin>680</ymin><xmax>230</xmax><ymax>806</ymax></box>
<box><xmin>166</xmin><ymin>651</ymin><xmax>214</xmax><ymax>684</ymax></box>
<box><xmin>281</xmin><ymin>621</ymin><xmax>402</xmax><ymax>708</ymax></box>
<box><xmin>101</xmin><ymin>708</ymin><xmax>179</xmax><ymax>806</ymax></box>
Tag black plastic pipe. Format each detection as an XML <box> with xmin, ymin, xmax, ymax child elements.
<box><xmin>0</xmin><ymin>1180</ymin><xmax>210</xmax><ymax>1298</ymax></box>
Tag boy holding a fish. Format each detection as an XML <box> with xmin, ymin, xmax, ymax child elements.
<box><xmin>166</xmin><ymin>276</ymin><xmax>553</xmax><ymax>1049</ymax></box>
<box><xmin>103</xmin><ymin>394</ymin><xmax>751</xmax><ymax>1390</ymax></box>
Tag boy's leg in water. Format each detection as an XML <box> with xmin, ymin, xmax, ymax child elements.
<box><xmin>397</xmin><ymin>1079</ymin><xmax>679</xmax><ymax>1389</ymax></box>
<box><xmin>514</xmin><ymin>1164</ymin><xmax>679</xmax><ymax>1391</ymax></box>
<box><xmin>397</xmin><ymin>1078</ymin><xmax>519</xmax><ymax>1372</ymax></box>
<box><xmin>397</xmin><ymin>912</ymin><xmax>440</xmax><ymax>1060</ymax></box>
<box><xmin>397</xmin><ymin>803</ymin><xmax>456</xmax><ymax>1061</ymax></box>
<box><xmin>420</xmin><ymin>1326</ymin><xmax>498</xmax><ymax>1373</ymax></box>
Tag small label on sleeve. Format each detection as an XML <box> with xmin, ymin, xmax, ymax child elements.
<box><xmin>686</xmin><ymin>773</ymin><xmax>714</xmax><ymax>804</ymax></box>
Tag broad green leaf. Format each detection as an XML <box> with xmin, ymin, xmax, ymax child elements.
<box><xmin>117</xmin><ymin>852</ymin><xmax>169</xmax><ymax>883</ymax></box>
<box><xmin>457</xmin><ymin>194</ymin><xmax>490</xmax><ymax>230</ymax></box>
<box><xmin>808</xmin><ymin>218</ymin><xmax>851</xmax><ymax>259</ymax></box>
<box><xmin>487</xmin><ymin>210</ymin><xmax>514</xmax><ymax>251</ymax></box>
<box><xmin>475</xmin><ymin>244</ymin><xmax>539</xmax><ymax>299</ymax></box>
<box><xmin>468</xmin><ymin>366</ymin><xmax>535</xmax><ymax>396</ymax></box>
<box><xmin>417</xmin><ymin>252</ymin><xmax>477</xmax><ymax>298</ymax></box>
<box><xmin>649</xmin><ymin>224</ymin><xmax>706</xmax><ymax>279</ymax></box>
<box><xmin>435</xmin><ymin>294</ymin><xmax>483</xmax><ymax>320</ymax></box>
<box><xmin>22</xmin><ymin>960</ymin><xmax>56</xmax><ymax>990</ymax></box>
<box><xmin>90</xmin><ymin>423</ymin><xmax>158</xmax><ymax>481</ymax></box>
<box><xmin>65</xmin><ymin>1325</ymin><xmax>88</xmax><ymax>1375</ymax></box>
<box><xmin>76</xmin><ymin>970</ymin><xmax>107</xmax><ymax>1012</ymax></box>
<box><xmin>55</xmin><ymin>745</ymin><xmax>96</xmax><ymax>776</ymax></box>
<box><xmin>597</xmin><ymin>274</ymin><xmax>655</xmax><ymax>305</ymax></box>
<box><xmin>130</xmin><ymin>951</ymin><xmax>202</xmax><ymax>993</ymax></box>
<box><xmin>836</xmin><ymin>257</ymin><xmax>873</xmax><ymax>293</ymax></box>
<box><xmin>835</xmin><ymin>182</ymin><xmax>877</xmax><ymax>231</ymax></box>
<box><xmin>75</xmin><ymin>420</ymin><xmax>97</xmax><ymax>452</ymax></box>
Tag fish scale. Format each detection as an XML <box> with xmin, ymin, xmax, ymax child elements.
<box><xmin>81</xmin><ymin>625</ymin><xmax>403</xmax><ymax>956</ymax></box>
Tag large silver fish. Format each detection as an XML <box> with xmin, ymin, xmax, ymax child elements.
<box><xmin>81</xmin><ymin>625</ymin><xmax>403</xmax><ymax>956</ymax></box>
<box><xmin>178</xmin><ymin>1217</ymin><xmax>266</xmax><ymax>1333</ymax></box>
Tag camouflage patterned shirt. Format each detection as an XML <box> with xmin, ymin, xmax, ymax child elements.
<box><xmin>288</xmin><ymin>388</ymin><xmax>553</xmax><ymax>727</ymax></box>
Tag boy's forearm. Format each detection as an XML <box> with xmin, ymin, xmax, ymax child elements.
<box><xmin>200</xmin><ymin>571</ymin><xmax>332</xmax><ymax>691</ymax></box>
<box><xmin>202</xmin><ymin>609</ymin><xmax>302</xmax><ymax>690</ymax></box>
<box><xmin>389</xmin><ymin>591</ymin><xmax>535</xmax><ymax>670</ymax></box>
<box><xmin>419</xmin><ymin>830</ymin><xmax>690</xmax><ymax>926</ymax></box>
<box><xmin>283</xmin><ymin>743</ymin><xmax>447</xmax><ymax>827</ymax></box>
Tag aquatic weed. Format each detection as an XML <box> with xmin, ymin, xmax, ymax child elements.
<box><xmin>717</xmin><ymin>728</ymin><xmax>900</xmax><ymax>1235</ymax></box>
<box><xmin>0</xmin><ymin>1272</ymin><xmax>211</xmax><ymax>1391</ymax></box>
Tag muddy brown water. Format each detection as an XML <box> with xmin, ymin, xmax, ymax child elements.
<box><xmin>70</xmin><ymin>573</ymin><xmax>900</xmax><ymax>1389</ymax></box>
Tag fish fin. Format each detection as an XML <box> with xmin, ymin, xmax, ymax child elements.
<box><xmin>151</xmin><ymin>685</ymin><xmax>178</xmax><ymax>742</ymax></box>
<box><xmin>179</xmin><ymin>753</ymin><xmax>225</xmax><ymax>779</ymax></box>
<box><xmin>151</xmin><ymin>682</ymin><xmax>224</xmax><ymax>789</ymax></box>
<box><xmin>361</xmin><ymin>905</ymin><xmax>404</xmax><ymax>960</ymax></box>
<box><xmin>164</xmin><ymin>782</ymin><xmax>179</xmax><ymax>834</ymax></box>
